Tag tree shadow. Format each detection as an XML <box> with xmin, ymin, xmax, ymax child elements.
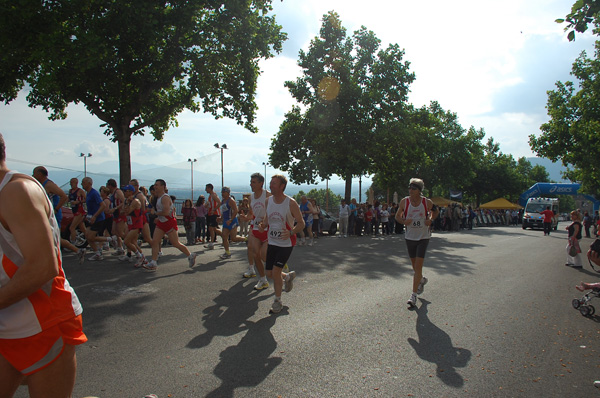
<box><xmin>204</xmin><ymin>310</ymin><xmax>287</xmax><ymax>398</ymax></box>
<box><xmin>407</xmin><ymin>299</ymin><xmax>471</xmax><ymax>388</ymax></box>
<box><xmin>186</xmin><ymin>280</ymin><xmax>271</xmax><ymax>349</ymax></box>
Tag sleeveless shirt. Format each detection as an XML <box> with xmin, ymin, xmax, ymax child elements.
<box><xmin>0</xmin><ymin>171</ymin><xmax>83</xmax><ymax>339</ymax></box>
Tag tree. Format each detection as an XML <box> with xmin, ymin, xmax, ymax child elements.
<box><xmin>269</xmin><ymin>11</ymin><xmax>415</xmax><ymax>201</ymax></box>
<box><xmin>529</xmin><ymin>41</ymin><xmax>600</xmax><ymax>193</ymax></box>
<box><xmin>0</xmin><ymin>0</ymin><xmax>286</xmax><ymax>185</ymax></box>
<box><xmin>293</xmin><ymin>188</ymin><xmax>342</xmax><ymax>213</ymax></box>
<box><xmin>556</xmin><ymin>0</ymin><xmax>600</xmax><ymax>41</ymax></box>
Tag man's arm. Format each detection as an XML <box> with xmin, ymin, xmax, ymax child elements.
<box><xmin>0</xmin><ymin>177</ymin><xmax>59</xmax><ymax>309</ymax></box>
<box><xmin>288</xmin><ymin>198</ymin><xmax>305</xmax><ymax>237</ymax></box>
<box><xmin>46</xmin><ymin>180</ymin><xmax>68</xmax><ymax>211</ymax></box>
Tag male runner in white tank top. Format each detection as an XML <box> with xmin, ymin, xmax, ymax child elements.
<box><xmin>244</xmin><ymin>173</ymin><xmax>271</xmax><ymax>289</ymax></box>
<box><xmin>395</xmin><ymin>178</ymin><xmax>438</xmax><ymax>309</ymax></box>
<box><xmin>258</xmin><ymin>174</ymin><xmax>304</xmax><ymax>313</ymax></box>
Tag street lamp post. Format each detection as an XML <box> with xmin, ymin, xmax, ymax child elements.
<box><xmin>214</xmin><ymin>143</ymin><xmax>228</xmax><ymax>189</ymax></box>
<box><xmin>188</xmin><ymin>158</ymin><xmax>197</xmax><ymax>200</ymax></box>
<box><xmin>80</xmin><ymin>153</ymin><xmax>92</xmax><ymax>178</ymax></box>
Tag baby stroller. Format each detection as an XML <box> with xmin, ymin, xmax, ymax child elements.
<box><xmin>572</xmin><ymin>287</ymin><xmax>600</xmax><ymax>317</ymax></box>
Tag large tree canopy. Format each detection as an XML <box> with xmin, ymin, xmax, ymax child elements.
<box><xmin>556</xmin><ymin>0</ymin><xmax>600</xmax><ymax>41</ymax></box>
<box><xmin>269</xmin><ymin>11</ymin><xmax>415</xmax><ymax>201</ymax></box>
<box><xmin>0</xmin><ymin>0</ymin><xmax>286</xmax><ymax>184</ymax></box>
<box><xmin>529</xmin><ymin>41</ymin><xmax>600</xmax><ymax>193</ymax></box>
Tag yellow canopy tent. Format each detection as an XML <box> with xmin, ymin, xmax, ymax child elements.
<box><xmin>479</xmin><ymin>198</ymin><xmax>523</xmax><ymax>210</ymax></box>
<box><xmin>430</xmin><ymin>197</ymin><xmax>460</xmax><ymax>207</ymax></box>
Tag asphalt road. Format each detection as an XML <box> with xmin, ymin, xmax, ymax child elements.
<box><xmin>13</xmin><ymin>226</ymin><xmax>600</xmax><ymax>397</ymax></box>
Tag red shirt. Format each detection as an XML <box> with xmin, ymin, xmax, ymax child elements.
<box><xmin>540</xmin><ymin>209</ymin><xmax>554</xmax><ymax>223</ymax></box>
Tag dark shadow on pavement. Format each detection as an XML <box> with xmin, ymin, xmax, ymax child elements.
<box><xmin>205</xmin><ymin>310</ymin><xmax>286</xmax><ymax>398</ymax></box>
<box><xmin>187</xmin><ymin>280</ymin><xmax>271</xmax><ymax>349</ymax></box>
<box><xmin>407</xmin><ymin>299</ymin><xmax>471</xmax><ymax>388</ymax></box>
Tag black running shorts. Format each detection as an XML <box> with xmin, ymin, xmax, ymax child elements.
<box><xmin>405</xmin><ymin>238</ymin><xmax>429</xmax><ymax>259</ymax></box>
<box><xmin>265</xmin><ymin>245</ymin><xmax>293</xmax><ymax>270</ymax></box>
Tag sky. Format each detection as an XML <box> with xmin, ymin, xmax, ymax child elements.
<box><xmin>0</xmin><ymin>0</ymin><xmax>596</xmax><ymax>189</ymax></box>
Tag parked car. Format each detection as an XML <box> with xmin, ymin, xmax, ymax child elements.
<box><xmin>320</xmin><ymin>209</ymin><xmax>338</xmax><ymax>235</ymax></box>
<box><xmin>60</xmin><ymin>207</ymin><xmax>88</xmax><ymax>248</ymax></box>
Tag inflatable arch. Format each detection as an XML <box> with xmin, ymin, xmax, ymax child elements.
<box><xmin>519</xmin><ymin>183</ymin><xmax>599</xmax><ymax>212</ymax></box>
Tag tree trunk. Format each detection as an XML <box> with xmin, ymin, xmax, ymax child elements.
<box><xmin>117</xmin><ymin>134</ymin><xmax>132</xmax><ymax>187</ymax></box>
<box><xmin>344</xmin><ymin>173</ymin><xmax>352</xmax><ymax>203</ymax></box>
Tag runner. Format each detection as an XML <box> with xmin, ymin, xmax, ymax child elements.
<box><xmin>395</xmin><ymin>178</ymin><xmax>439</xmax><ymax>309</ymax></box>
<box><xmin>258</xmin><ymin>174</ymin><xmax>305</xmax><ymax>314</ymax></box>
<box><xmin>32</xmin><ymin>166</ymin><xmax>86</xmax><ymax>264</ymax></box>
<box><xmin>82</xmin><ymin>177</ymin><xmax>117</xmax><ymax>260</ymax></box>
<box><xmin>145</xmin><ymin>179</ymin><xmax>196</xmax><ymax>271</ymax></box>
<box><xmin>219</xmin><ymin>187</ymin><xmax>245</xmax><ymax>259</ymax></box>
<box><xmin>130</xmin><ymin>178</ymin><xmax>153</xmax><ymax>249</ymax></box>
<box><xmin>106</xmin><ymin>179</ymin><xmax>126</xmax><ymax>256</ymax></box>
<box><xmin>299</xmin><ymin>195</ymin><xmax>314</xmax><ymax>246</ymax></box>
<box><xmin>122</xmin><ymin>185</ymin><xmax>147</xmax><ymax>268</ymax></box>
<box><xmin>0</xmin><ymin>134</ymin><xmax>87</xmax><ymax>397</ymax></box>
<box><xmin>245</xmin><ymin>173</ymin><xmax>271</xmax><ymax>290</ymax></box>
<box><xmin>205</xmin><ymin>183</ymin><xmax>221</xmax><ymax>250</ymax></box>
<box><xmin>68</xmin><ymin>177</ymin><xmax>87</xmax><ymax>245</ymax></box>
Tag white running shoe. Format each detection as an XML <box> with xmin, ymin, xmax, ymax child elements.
<box><xmin>114</xmin><ymin>247</ymin><xmax>125</xmax><ymax>256</ymax></box>
<box><xmin>119</xmin><ymin>255</ymin><xmax>133</xmax><ymax>262</ymax></box>
<box><xmin>88</xmin><ymin>253</ymin><xmax>104</xmax><ymax>261</ymax></box>
<box><xmin>188</xmin><ymin>253</ymin><xmax>197</xmax><ymax>268</ymax></box>
<box><xmin>134</xmin><ymin>256</ymin><xmax>147</xmax><ymax>268</ymax></box>
<box><xmin>270</xmin><ymin>300</ymin><xmax>283</xmax><ymax>313</ymax></box>
<box><xmin>417</xmin><ymin>277</ymin><xmax>428</xmax><ymax>295</ymax></box>
<box><xmin>143</xmin><ymin>260</ymin><xmax>158</xmax><ymax>272</ymax></box>
<box><xmin>254</xmin><ymin>280</ymin><xmax>269</xmax><ymax>291</ymax></box>
<box><xmin>243</xmin><ymin>266</ymin><xmax>256</xmax><ymax>278</ymax></box>
<box><xmin>220</xmin><ymin>252</ymin><xmax>231</xmax><ymax>259</ymax></box>
<box><xmin>407</xmin><ymin>293</ymin><xmax>417</xmax><ymax>308</ymax></box>
<box><xmin>284</xmin><ymin>271</ymin><xmax>296</xmax><ymax>293</ymax></box>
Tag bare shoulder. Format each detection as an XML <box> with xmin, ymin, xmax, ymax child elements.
<box><xmin>0</xmin><ymin>174</ymin><xmax>49</xmax><ymax>227</ymax></box>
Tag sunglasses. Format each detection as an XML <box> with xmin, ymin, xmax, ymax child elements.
<box><xmin>408</xmin><ymin>185</ymin><xmax>420</xmax><ymax>190</ymax></box>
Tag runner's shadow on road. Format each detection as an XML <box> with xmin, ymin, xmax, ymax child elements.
<box><xmin>205</xmin><ymin>311</ymin><xmax>286</xmax><ymax>398</ymax></box>
<box><xmin>186</xmin><ymin>280</ymin><xmax>272</xmax><ymax>349</ymax></box>
<box><xmin>407</xmin><ymin>299</ymin><xmax>471</xmax><ymax>388</ymax></box>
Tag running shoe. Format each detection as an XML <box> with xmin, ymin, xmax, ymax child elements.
<box><xmin>143</xmin><ymin>260</ymin><xmax>158</xmax><ymax>272</ymax></box>
<box><xmin>285</xmin><ymin>271</ymin><xmax>296</xmax><ymax>293</ymax></box>
<box><xmin>119</xmin><ymin>254</ymin><xmax>133</xmax><ymax>262</ymax></box>
<box><xmin>114</xmin><ymin>247</ymin><xmax>125</xmax><ymax>256</ymax></box>
<box><xmin>270</xmin><ymin>300</ymin><xmax>283</xmax><ymax>313</ymax></box>
<box><xmin>254</xmin><ymin>280</ymin><xmax>269</xmax><ymax>290</ymax></box>
<box><xmin>102</xmin><ymin>243</ymin><xmax>110</xmax><ymax>251</ymax></box>
<box><xmin>88</xmin><ymin>253</ymin><xmax>104</xmax><ymax>261</ymax></box>
<box><xmin>77</xmin><ymin>248</ymin><xmax>86</xmax><ymax>265</ymax></box>
<box><xmin>134</xmin><ymin>256</ymin><xmax>147</xmax><ymax>268</ymax></box>
<box><xmin>188</xmin><ymin>253</ymin><xmax>197</xmax><ymax>268</ymax></box>
<box><xmin>205</xmin><ymin>243</ymin><xmax>215</xmax><ymax>250</ymax></box>
<box><xmin>243</xmin><ymin>268</ymin><xmax>256</xmax><ymax>278</ymax></box>
<box><xmin>417</xmin><ymin>276</ymin><xmax>428</xmax><ymax>295</ymax></box>
<box><xmin>407</xmin><ymin>293</ymin><xmax>417</xmax><ymax>308</ymax></box>
<box><xmin>220</xmin><ymin>252</ymin><xmax>231</xmax><ymax>259</ymax></box>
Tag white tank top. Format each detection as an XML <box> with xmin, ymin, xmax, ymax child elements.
<box><xmin>156</xmin><ymin>193</ymin><xmax>174</xmax><ymax>222</ymax></box>
<box><xmin>251</xmin><ymin>189</ymin><xmax>267</xmax><ymax>229</ymax></box>
<box><xmin>0</xmin><ymin>171</ymin><xmax>83</xmax><ymax>338</ymax></box>
<box><xmin>404</xmin><ymin>197</ymin><xmax>431</xmax><ymax>241</ymax></box>
<box><xmin>266</xmin><ymin>195</ymin><xmax>294</xmax><ymax>247</ymax></box>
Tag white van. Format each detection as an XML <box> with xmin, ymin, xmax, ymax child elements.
<box><xmin>522</xmin><ymin>197</ymin><xmax>559</xmax><ymax>230</ymax></box>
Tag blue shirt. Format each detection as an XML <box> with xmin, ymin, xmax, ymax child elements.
<box><xmin>86</xmin><ymin>188</ymin><xmax>105</xmax><ymax>221</ymax></box>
